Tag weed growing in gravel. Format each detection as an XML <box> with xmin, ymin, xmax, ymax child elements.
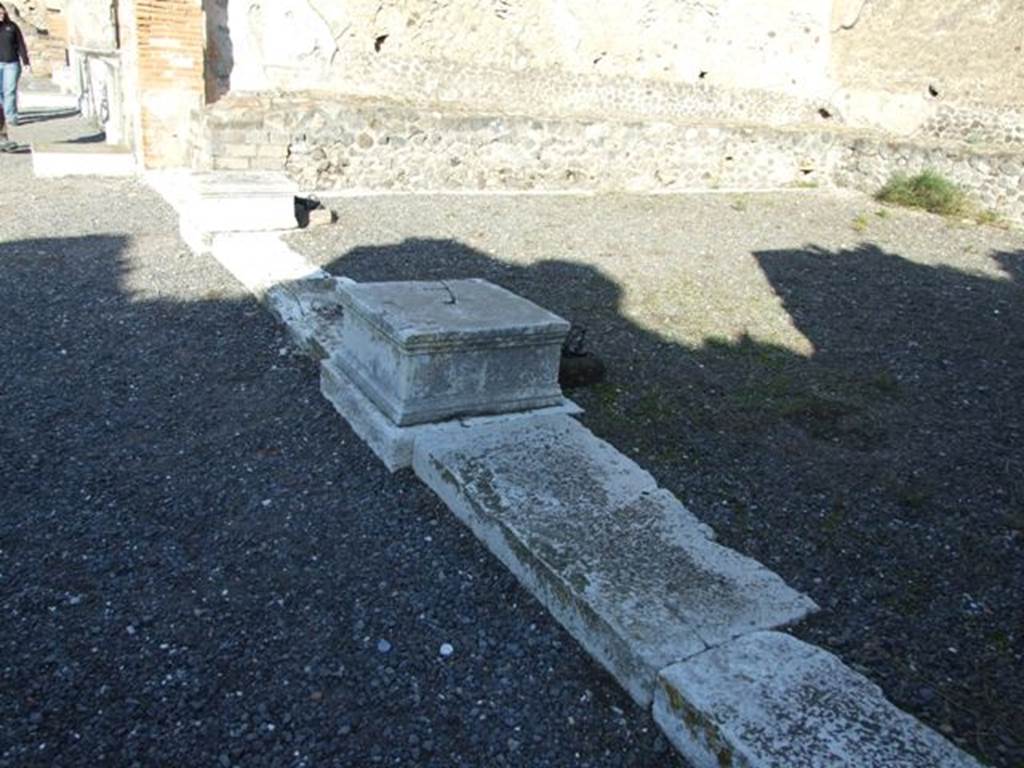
<box><xmin>975</xmin><ymin>209</ymin><xmax>1007</xmax><ymax>228</ymax></box>
<box><xmin>852</xmin><ymin>213</ymin><xmax>870</xmax><ymax>233</ymax></box>
<box><xmin>876</xmin><ymin>171</ymin><xmax>970</xmax><ymax>217</ymax></box>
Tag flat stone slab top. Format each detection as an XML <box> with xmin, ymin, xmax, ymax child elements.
<box><xmin>20</xmin><ymin>92</ymin><xmax>80</xmax><ymax>111</ymax></box>
<box><xmin>413</xmin><ymin>414</ymin><xmax>817</xmax><ymax>705</ymax></box>
<box><xmin>181</xmin><ymin>171</ymin><xmax>298</xmax><ymax>233</ymax></box>
<box><xmin>332</xmin><ymin>279</ymin><xmax>570</xmax><ymax>426</ymax></box>
<box><xmin>654</xmin><ymin>631</ymin><xmax>983</xmax><ymax>768</ymax></box>
<box><xmin>189</xmin><ymin>171</ymin><xmax>299</xmax><ymax>199</ymax></box>
<box><xmin>31</xmin><ymin>142</ymin><xmax>135</xmax><ymax>177</ymax></box>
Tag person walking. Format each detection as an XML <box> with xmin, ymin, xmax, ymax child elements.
<box><xmin>0</xmin><ymin>2</ymin><xmax>30</xmax><ymax>151</ymax></box>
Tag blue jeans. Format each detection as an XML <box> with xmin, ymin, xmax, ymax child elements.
<box><xmin>1</xmin><ymin>61</ymin><xmax>21</xmax><ymax>127</ymax></box>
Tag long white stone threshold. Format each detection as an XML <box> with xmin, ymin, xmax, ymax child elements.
<box><xmin>149</xmin><ymin>171</ymin><xmax>984</xmax><ymax>768</ymax></box>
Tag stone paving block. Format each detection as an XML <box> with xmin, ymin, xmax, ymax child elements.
<box><xmin>209</xmin><ymin>232</ymin><xmax>326</xmax><ymax>294</ymax></box>
<box><xmin>654</xmin><ymin>631</ymin><xmax>984</xmax><ymax>768</ymax></box>
<box><xmin>413</xmin><ymin>415</ymin><xmax>816</xmax><ymax>705</ymax></box>
<box><xmin>181</xmin><ymin>171</ymin><xmax>298</xmax><ymax>233</ymax></box>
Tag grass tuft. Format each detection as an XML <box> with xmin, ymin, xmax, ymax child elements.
<box><xmin>974</xmin><ymin>208</ymin><xmax>1008</xmax><ymax>228</ymax></box>
<box><xmin>875</xmin><ymin>170</ymin><xmax>970</xmax><ymax>217</ymax></box>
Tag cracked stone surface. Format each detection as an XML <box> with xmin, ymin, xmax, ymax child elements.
<box><xmin>655</xmin><ymin>632</ymin><xmax>983</xmax><ymax>768</ymax></box>
<box><xmin>414</xmin><ymin>414</ymin><xmax>817</xmax><ymax>706</ymax></box>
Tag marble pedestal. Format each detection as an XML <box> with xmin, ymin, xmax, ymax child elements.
<box><xmin>331</xmin><ymin>279</ymin><xmax>570</xmax><ymax>426</ymax></box>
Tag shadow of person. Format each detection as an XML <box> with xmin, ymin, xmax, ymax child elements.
<box><xmin>323</xmin><ymin>236</ymin><xmax>1023</xmax><ymax>767</ymax></box>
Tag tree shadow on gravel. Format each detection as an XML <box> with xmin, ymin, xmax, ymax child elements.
<box><xmin>323</xmin><ymin>239</ymin><xmax>1023</xmax><ymax>768</ymax></box>
<box><xmin>0</xmin><ymin>234</ymin><xmax>682</xmax><ymax>767</ymax></box>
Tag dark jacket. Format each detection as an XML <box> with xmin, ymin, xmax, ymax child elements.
<box><xmin>0</xmin><ymin>19</ymin><xmax>30</xmax><ymax>66</ymax></box>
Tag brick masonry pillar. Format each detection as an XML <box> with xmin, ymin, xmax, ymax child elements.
<box><xmin>132</xmin><ymin>0</ymin><xmax>205</xmax><ymax>168</ymax></box>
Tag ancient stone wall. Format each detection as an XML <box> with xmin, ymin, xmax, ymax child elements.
<box><xmin>210</xmin><ymin>0</ymin><xmax>834</xmax><ymax>103</ymax></box>
<box><xmin>831</xmin><ymin>0</ymin><xmax>1024</xmax><ymax>108</ymax></box>
<box><xmin>193</xmin><ymin>94</ymin><xmax>840</xmax><ymax>192</ymax></box>
<box><xmin>186</xmin><ymin>0</ymin><xmax>1024</xmax><ymax>223</ymax></box>
<box><xmin>836</xmin><ymin>139</ymin><xmax>1024</xmax><ymax>221</ymax></box>
<box><xmin>66</xmin><ymin>0</ymin><xmax>117</xmax><ymax>50</ymax></box>
<box><xmin>829</xmin><ymin>0</ymin><xmax>1024</xmax><ymax>137</ymax></box>
<box><xmin>191</xmin><ymin>92</ymin><xmax>1024</xmax><ymax>226</ymax></box>
<box><xmin>5</xmin><ymin>0</ymin><xmax>49</xmax><ymax>30</ymax></box>
<box><xmin>204</xmin><ymin>0</ymin><xmax>1022</xmax><ymax>146</ymax></box>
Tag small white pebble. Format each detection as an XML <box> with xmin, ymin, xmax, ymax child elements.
<box><xmin>439</xmin><ymin>643</ymin><xmax>454</xmax><ymax>657</ymax></box>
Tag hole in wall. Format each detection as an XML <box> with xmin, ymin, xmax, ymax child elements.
<box><xmin>698</xmin><ymin>70</ymin><xmax>708</xmax><ymax>80</ymax></box>
<box><xmin>800</xmin><ymin>168</ymin><xmax>814</xmax><ymax>176</ymax></box>
<box><xmin>374</xmin><ymin>34</ymin><xmax>388</xmax><ymax>52</ymax></box>
<box><xmin>928</xmin><ymin>84</ymin><xmax>940</xmax><ymax>98</ymax></box>
<box><xmin>818</xmin><ymin>107</ymin><xmax>833</xmax><ymax>119</ymax></box>
<box><xmin>724</xmin><ymin>156</ymin><xmax>734</xmax><ymax>162</ymax></box>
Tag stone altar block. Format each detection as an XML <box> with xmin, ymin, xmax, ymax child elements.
<box><xmin>331</xmin><ymin>279</ymin><xmax>570</xmax><ymax>426</ymax></box>
<box><xmin>182</xmin><ymin>171</ymin><xmax>298</xmax><ymax>233</ymax></box>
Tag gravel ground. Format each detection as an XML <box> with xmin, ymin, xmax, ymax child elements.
<box><xmin>290</xmin><ymin>190</ymin><xmax>1024</xmax><ymax>767</ymax></box>
<box><xmin>0</xmin><ymin>116</ymin><xmax>684</xmax><ymax>766</ymax></box>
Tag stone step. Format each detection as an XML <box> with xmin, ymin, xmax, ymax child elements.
<box><xmin>176</xmin><ymin>171</ymin><xmax>299</xmax><ymax>252</ymax></box>
<box><xmin>31</xmin><ymin>142</ymin><xmax>134</xmax><ymax>177</ymax></box>
<box><xmin>412</xmin><ymin>413</ymin><xmax>817</xmax><ymax>706</ymax></box>
<box><xmin>654</xmin><ymin>631</ymin><xmax>984</xmax><ymax>768</ymax></box>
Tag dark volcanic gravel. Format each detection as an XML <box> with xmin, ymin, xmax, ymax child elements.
<box><xmin>290</xmin><ymin>192</ymin><xmax>1024</xmax><ymax>768</ymax></box>
<box><xmin>0</xmin><ymin>117</ymin><xmax>683</xmax><ymax>766</ymax></box>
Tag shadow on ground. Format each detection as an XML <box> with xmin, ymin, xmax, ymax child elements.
<box><xmin>0</xmin><ymin>235</ymin><xmax>682</xmax><ymax>767</ymax></box>
<box><xmin>18</xmin><ymin>108</ymin><xmax>82</xmax><ymax>126</ymax></box>
<box><xmin>323</xmin><ymin>239</ymin><xmax>1024</xmax><ymax>767</ymax></box>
